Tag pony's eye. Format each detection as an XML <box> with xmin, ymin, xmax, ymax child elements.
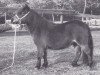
<box><xmin>22</xmin><ymin>12</ymin><xmax>25</xmax><ymax>15</ymax></box>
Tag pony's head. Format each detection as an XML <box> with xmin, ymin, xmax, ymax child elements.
<box><xmin>11</xmin><ymin>4</ymin><xmax>30</xmax><ymax>24</ymax></box>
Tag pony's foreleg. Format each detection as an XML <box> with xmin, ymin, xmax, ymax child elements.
<box><xmin>42</xmin><ymin>49</ymin><xmax>48</xmax><ymax>68</ymax></box>
<box><xmin>72</xmin><ymin>45</ymin><xmax>81</xmax><ymax>67</ymax></box>
<box><xmin>35</xmin><ymin>47</ymin><xmax>44</xmax><ymax>69</ymax></box>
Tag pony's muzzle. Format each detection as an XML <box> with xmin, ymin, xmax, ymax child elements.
<box><xmin>11</xmin><ymin>16</ymin><xmax>20</xmax><ymax>24</ymax></box>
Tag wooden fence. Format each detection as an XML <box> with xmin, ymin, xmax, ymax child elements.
<box><xmin>76</xmin><ymin>13</ymin><xmax>100</xmax><ymax>25</ymax></box>
<box><xmin>0</xmin><ymin>7</ymin><xmax>76</xmax><ymax>23</ymax></box>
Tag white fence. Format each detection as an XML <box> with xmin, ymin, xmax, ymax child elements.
<box><xmin>83</xmin><ymin>19</ymin><xmax>100</xmax><ymax>26</ymax></box>
<box><xmin>77</xmin><ymin>13</ymin><xmax>100</xmax><ymax>26</ymax></box>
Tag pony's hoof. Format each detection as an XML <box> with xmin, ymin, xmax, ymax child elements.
<box><xmin>71</xmin><ymin>62</ymin><xmax>79</xmax><ymax>67</ymax></box>
<box><xmin>88</xmin><ymin>62</ymin><xmax>94</xmax><ymax>68</ymax></box>
<box><xmin>35</xmin><ymin>65</ymin><xmax>41</xmax><ymax>69</ymax></box>
<box><xmin>42</xmin><ymin>62</ymin><xmax>48</xmax><ymax>68</ymax></box>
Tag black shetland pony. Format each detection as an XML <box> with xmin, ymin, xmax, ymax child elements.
<box><xmin>12</xmin><ymin>4</ymin><xmax>93</xmax><ymax>69</ymax></box>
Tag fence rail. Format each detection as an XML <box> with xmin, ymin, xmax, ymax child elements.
<box><xmin>76</xmin><ymin>13</ymin><xmax>100</xmax><ymax>19</ymax></box>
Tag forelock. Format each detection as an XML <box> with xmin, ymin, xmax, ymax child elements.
<box><xmin>23</xmin><ymin>4</ymin><xmax>30</xmax><ymax>11</ymax></box>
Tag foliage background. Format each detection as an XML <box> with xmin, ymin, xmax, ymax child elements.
<box><xmin>0</xmin><ymin>0</ymin><xmax>100</xmax><ymax>15</ymax></box>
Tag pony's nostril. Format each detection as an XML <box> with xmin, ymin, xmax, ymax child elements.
<box><xmin>11</xmin><ymin>18</ymin><xmax>13</xmax><ymax>23</ymax></box>
<box><xmin>11</xmin><ymin>16</ymin><xmax>19</xmax><ymax>24</ymax></box>
<box><xmin>11</xmin><ymin>18</ymin><xmax>19</xmax><ymax>24</ymax></box>
<box><xmin>13</xmin><ymin>21</ymin><xmax>19</xmax><ymax>24</ymax></box>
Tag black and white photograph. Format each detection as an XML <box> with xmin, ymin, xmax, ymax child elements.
<box><xmin>0</xmin><ymin>0</ymin><xmax>100</xmax><ymax>75</ymax></box>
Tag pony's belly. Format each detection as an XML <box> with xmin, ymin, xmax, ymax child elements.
<box><xmin>47</xmin><ymin>44</ymin><xmax>70</xmax><ymax>50</ymax></box>
<box><xmin>47</xmin><ymin>40</ymin><xmax>71</xmax><ymax>50</ymax></box>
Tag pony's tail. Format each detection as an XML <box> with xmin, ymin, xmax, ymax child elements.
<box><xmin>88</xmin><ymin>31</ymin><xmax>93</xmax><ymax>59</ymax></box>
<box><xmin>83</xmin><ymin>29</ymin><xmax>93</xmax><ymax>64</ymax></box>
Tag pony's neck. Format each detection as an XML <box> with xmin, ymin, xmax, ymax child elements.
<box><xmin>26</xmin><ymin>10</ymin><xmax>48</xmax><ymax>33</ymax></box>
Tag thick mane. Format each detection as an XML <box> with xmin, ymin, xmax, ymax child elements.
<box><xmin>30</xmin><ymin>9</ymin><xmax>55</xmax><ymax>27</ymax></box>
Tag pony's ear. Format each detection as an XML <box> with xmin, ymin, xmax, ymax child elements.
<box><xmin>23</xmin><ymin>4</ymin><xmax>30</xmax><ymax>11</ymax></box>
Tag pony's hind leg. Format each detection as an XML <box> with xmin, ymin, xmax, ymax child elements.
<box><xmin>82</xmin><ymin>45</ymin><xmax>93</xmax><ymax>68</ymax></box>
<box><xmin>82</xmin><ymin>51</ymin><xmax>88</xmax><ymax>65</ymax></box>
<box><xmin>72</xmin><ymin>45</ymin><xmax>81</xmax><ymax>67</ymax></box>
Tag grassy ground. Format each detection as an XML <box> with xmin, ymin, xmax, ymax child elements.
<box><xmin>0</xmin><ymin>30</ymin><xmax>100</xmax><ymax>75</ymax></box>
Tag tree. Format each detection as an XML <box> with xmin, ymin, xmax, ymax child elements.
<box><xmin>0</xmin><ymin>1</ymin><xmax>6</xmax><ymax>7</ymax></box>
<box><xmin>27</xmin><ymin>0</ymin><xmax>56</xmax><ymax>9</ymax></box>
<box><xmin>0</xmin><ymin>0</ymin><xmax>14</xmax><ymax>4</ymax></box>
<box><xmin>53</xmin><ymin>0</ymin><xmax>74</xmax><ymax>10</ymax></box>
<box><xmin>85</xmin><ymin>0</ymin><xmax>100</xmax><ymax>15</ymax></box>
<box><xmin>42</xmin><ymin>0</ymin><xmax>56</xmax><ymax>9</ymax></box>
<box><xmin>71</xmin><ymin>0</ymin><xmax>85</xmax><ymax>13</ymax></box>
<box><xmin>13</xmin><ymin>0</ymin><xmax>27</xmax><ymax>3</ymax></box>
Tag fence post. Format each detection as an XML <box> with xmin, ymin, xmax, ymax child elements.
<box><xmin>52</xmin><ymin>13</ymin><xmax>54</xmax><ymax>22</ymax></box>
<box><xmin>42</xmin><ymin>12</ymin><xmax>44</xmax><ymax>17</ymax></box>
<box><xmin>60</xmin><ymin>14</ymin><xmax>63</xmax><ymax>23</ymax></box>
<box><xmin>5</xmin><ymin>12</ymin><xmax>6</xmax><ymax>24</ymax></box>
<box><xmin>95</xmin><ymin>20</ymin><xmax>97</xmax><ymax>26</ymax></box>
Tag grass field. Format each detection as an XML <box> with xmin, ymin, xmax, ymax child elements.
<box><xmin>0</xmin><ymin>30</ymin><xmax>100</xmax><ymax>75</ymax></box>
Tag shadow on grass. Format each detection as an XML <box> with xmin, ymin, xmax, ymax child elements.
<box><xmin>0</xmin><ymin>51</ymin><xmax>37</xmax><ymax>71</ymax></box>
<box><xmin>49</xmin><ymin>50</ymin><xmax>100</xmax><ymax>69</ymax></box>
<box><xmin>0</xmin><ymin>49</ymin><xmax>100</xmax><ymax>72</ymax></box>
<box><xmin>0</xmin><ymin>30</ymin><xmax>30</xmax><ymax>37</ymax></box>
<box><xmin>53</xmin><ymin>52</ymin><xmax>74</xmax><ymax>65</ymax></box>
<box><xmin>0</xmin><ymin>49</ymin><xmax>75</xmax><ymax>71</ymax></box>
